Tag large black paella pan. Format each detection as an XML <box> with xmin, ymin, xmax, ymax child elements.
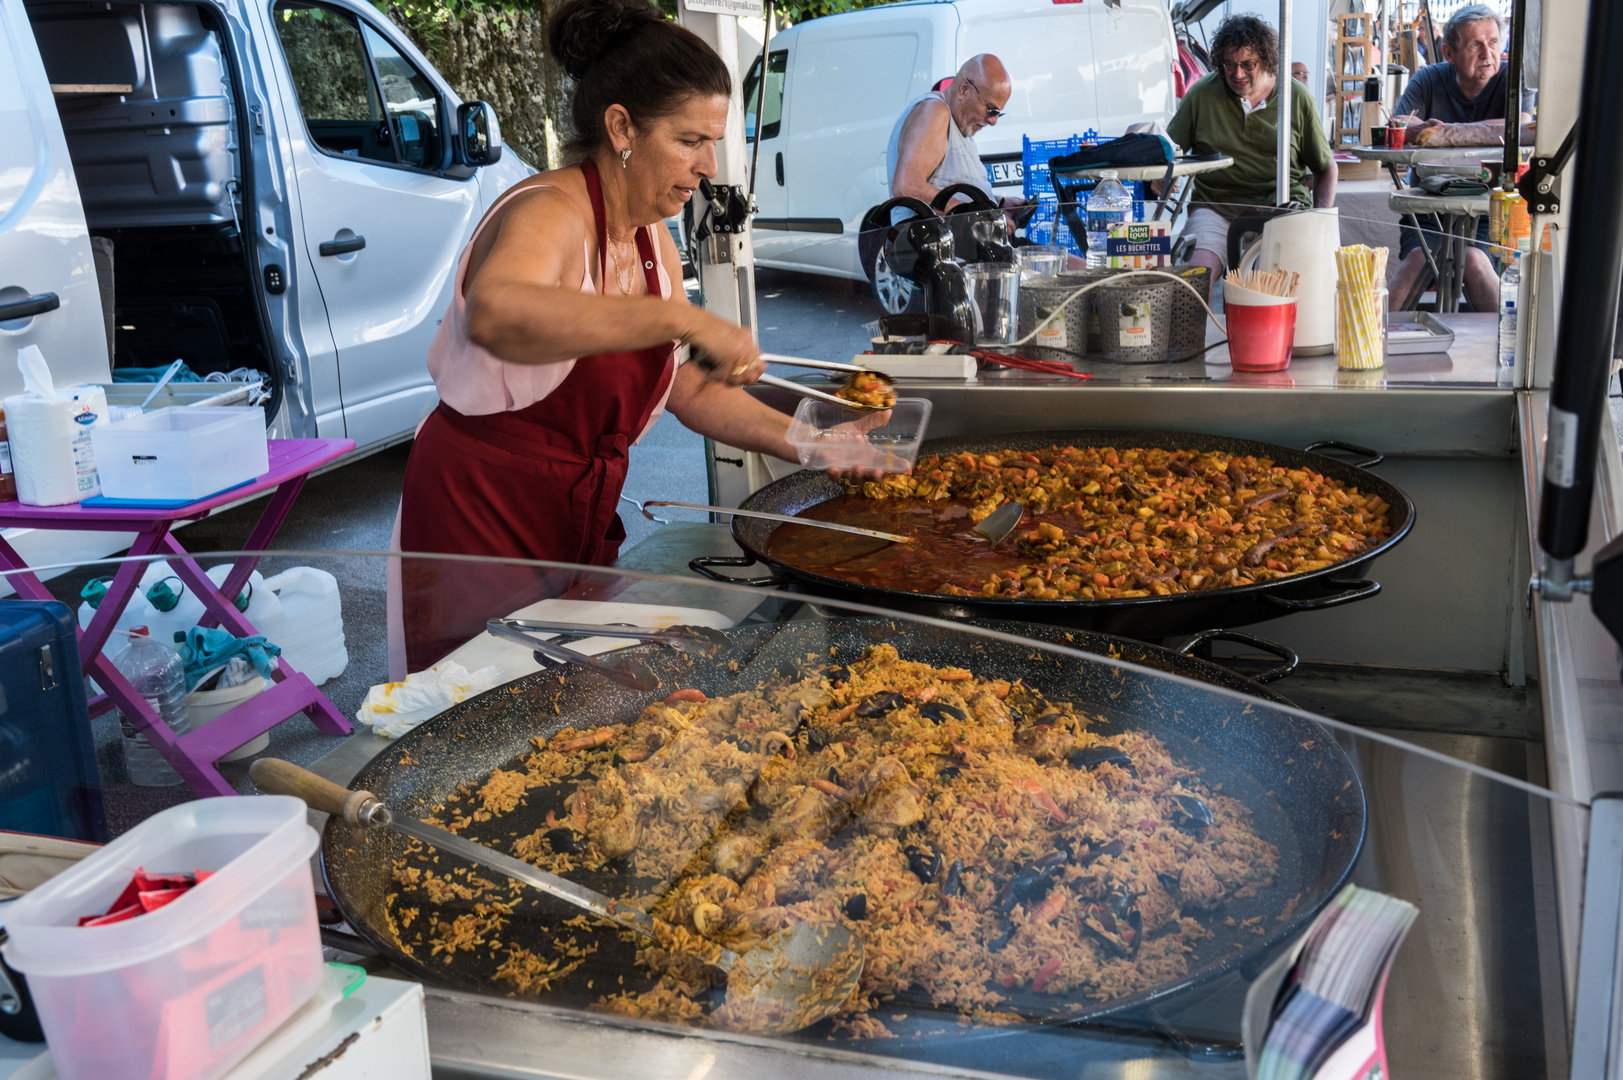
<box><xmin>320</xmin><ymin>616</ymin><xmax>1364</xmax><ymax>1048</ymax></box>
<box><xmin>693</xmin><ymin>429</ymin><xmax>1416</xmax><ymax>640</ymax></box>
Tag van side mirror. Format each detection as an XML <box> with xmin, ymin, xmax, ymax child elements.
<box><xmin>455</xmin><ymin>101</ymin><xmax>503</xmax><ymax>167</ymax></box>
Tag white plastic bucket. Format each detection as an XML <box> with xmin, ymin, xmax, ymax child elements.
<box><xmin>188</xmin><ymin>675</ymin><xmax>272</xmax><ymax>762</ymax></box>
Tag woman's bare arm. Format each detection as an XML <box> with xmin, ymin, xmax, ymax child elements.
<box><xmin>463</xmin><ymin>185</ymin><xmax>759</xmax><ymax>377</ymax></box>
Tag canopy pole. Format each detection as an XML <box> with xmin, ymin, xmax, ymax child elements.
<box><xmin>1502</xmin><ymin>0</ymin><xmax>1527</xmax><ymax>189</ymax></box>
<box><xmin>1277</xmin><ymin>0</ymin><xmax>1292</xmax><ymax>205</ymax></box>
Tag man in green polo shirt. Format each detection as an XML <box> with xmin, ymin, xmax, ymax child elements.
<box><xmin>1167</xmin><ymin>14</ymin><xmax>1337</xmax><ymax>277</ymax></box>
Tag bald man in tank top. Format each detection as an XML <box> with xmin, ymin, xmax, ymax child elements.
<box><xmin>888</xmin><ymin>54</ymin><xmax>1023</xmax><ymax>211</ymax></box>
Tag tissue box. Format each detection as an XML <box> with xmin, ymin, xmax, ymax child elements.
<box><xmin>1107</xmin><ymin>221</ymin><xmax>1173</xmax><ymax>269</ymax></box>
<box><xmin>91</xmin><ymin>407</ymin><xmax>268</xmax><ymax>502</ymax></box>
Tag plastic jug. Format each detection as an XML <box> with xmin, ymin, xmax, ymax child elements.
<box><xmin>77</xmin><ymin>562</ymin><xmax>275</xmax><ymax>640</ymax></box>
<box><xmin>1235</xmin><ymin>208</ymin><xmax>1340</xmax><ymax>355</ymax></box>
<box><xmin>253</xmin><ymin>567</ymin><xmax>347</xmax><ymax>685</ymax></box>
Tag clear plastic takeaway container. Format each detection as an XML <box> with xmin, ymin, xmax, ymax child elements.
<box><xmin>91</xmin><ymin>406</ymin><xmax>270</xmax><ymax>502</ymax></box>
<box><xmin>784</xmin><ymin>397</ymin><xmax>932</xmax><ymax>473</ymax></box>
<box><xmin>1</xmin><ymin>797</ymin><xmax>322</xmax><ymax>1080</ymax></box>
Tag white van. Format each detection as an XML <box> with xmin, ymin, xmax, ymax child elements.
<box><xmin>742</xmin><ymin>0</ymin><xmax>1178</xmax><ymax>280</ymax></box>
<box><xmin>0</xmin><ymin>0</ymin><xmax>530</xmax><ymax>450</ymax></box>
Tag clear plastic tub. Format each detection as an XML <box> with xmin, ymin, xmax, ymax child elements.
<box><xmin>91</xmin><ymin>406</ymin><xmax>269</xmax><ymax>502</ymax></box>
<box><xmin>1</xmin><ymin>797</ymin><xmax>322</xmax><ymax>1080</ymax></box>
<box><xmin>785</xmin><ymin>397</ymin><xmax>932</xmax><ymax>474</ymax></box>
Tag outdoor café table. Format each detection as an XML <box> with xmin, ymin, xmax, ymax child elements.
<box><xmin>0</xmin><ymin>437</ymin><xmax>356</xmax><ymax>797</ymax></box>
<box><xmin>1388</xmin><ymin>188</ymin><xmax>1492</xmax><ymax>313</ymax></box>
<box><xmin>1049</xmin><ymin>153</ymin><xmax>1233</xmax><ymax>221</ymax></box>
<box><xmin>1347</xmin><ymin>145</ymin><xmax>1493</xmax><ymax>190</ymax></box>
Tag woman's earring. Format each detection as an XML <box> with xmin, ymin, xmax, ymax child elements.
<box><xmin>620</xmin><ymin>146</ymin><xmax>632</xmax><ymax>168</ymax></box>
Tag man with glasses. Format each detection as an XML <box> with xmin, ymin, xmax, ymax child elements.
<box><xmin>1166</xmin><ymin>14</ymin><xmax>1336</xmax><ymax>279</ymax></box>
<box><xmin>1387</xmin><ymin>3</ymin><xmax>1536</xmax><ymax>311</ymax></box>
<box><xmin>888</xmin><ymin>54</ymin><xmax>1019</xmax><ymax>210</ymax></box>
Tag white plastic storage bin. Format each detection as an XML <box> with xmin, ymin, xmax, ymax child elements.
<box><xmin>91</xmin><ymin>407</ymin><xmax>269</xmax><ymax>502</ymax></box>
<box><xmin>1</xmin><ymin>797</ymin><xmax>322</xmax><ymax>1080</ymax></box>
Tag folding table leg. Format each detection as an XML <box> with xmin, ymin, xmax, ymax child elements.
<box><xmin>158</xmin><ymin>535</ymin><xmax>352</xmax><ymax>736</ymax></box>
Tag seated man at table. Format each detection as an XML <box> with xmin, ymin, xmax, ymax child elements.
<box><xmin>1165</xmin><ymin>14</ymin><xmax>1337</xmax><ymax>278</ymax></box>
<box><xmin>1388</xmin><ymin>3</ymin><xmax>1536</xmax><ymax>311</ymax></box>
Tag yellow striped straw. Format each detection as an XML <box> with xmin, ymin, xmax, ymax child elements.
<box><xmin>1336</xmin><ymin>244</ymin><xmax>1385</xmax><ymax>370</ymax></box>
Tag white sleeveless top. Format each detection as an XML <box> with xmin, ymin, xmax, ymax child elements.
<box><xmin>885</xmin><ymin>90</ymin><xmax>994</xmax><ymax>201</ymax></box>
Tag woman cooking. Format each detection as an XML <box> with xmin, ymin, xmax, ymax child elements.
<box><xmin>399</xmin><ymin>0</ymin><xmax>829</xmax><ymax>668</ymax></box>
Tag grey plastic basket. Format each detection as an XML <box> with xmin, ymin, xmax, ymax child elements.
<box><xmin>1167</xmin><ymin>266</ymin><xmax>1213</xmax><ymax>361</ymax></box>
<box><xmin>1092</xmin><ymin>273</ymin><xmax>1177</xmax><ymax>364</ymax></box>
<box><xmin>1017</xmin><ymin>280</ymin><xmax>1092</xmax><ymax>363</ymax></box>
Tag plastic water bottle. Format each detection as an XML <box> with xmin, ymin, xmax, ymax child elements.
<box><xmin>1498</xmin><ymin>260</ymin><xmax>1519</xmax><ymax>369</ymax></box>
<box><xmin>1085</xmin><ymin>170</ymin><xmax>1133</xmax><ymax>269</ymax></box>
<box><xmin>114</xmin><ymin>627</ymin><xmax>193</xmax><ymax>787</ymax></box>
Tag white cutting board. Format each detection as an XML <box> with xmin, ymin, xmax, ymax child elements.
<box><xmin>438</xmin><ymin>599</ymin><xmax>734</xmax><ymax>686</ymax></box>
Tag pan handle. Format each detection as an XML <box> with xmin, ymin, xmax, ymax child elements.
<box><xmin>1302</xmin><ymin>440</ymin><xmax>1384</xmax><ymax>468</ymax></box>
<box><xmin>1166</xmin><ymin>629</ymin><xmax>1299</xmax><ymax>684</ymax></box>
<box><xmin>1262</xmin><ymin>577</ymin><xmax>1381</xmax><ymax>612</ymax></box>
<box><xmin>689</xmin><ymin>555</ymin><xmax>786</xmax><ymax>587</ymax></box>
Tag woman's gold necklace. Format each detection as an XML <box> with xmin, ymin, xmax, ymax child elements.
<box><xmin>606</xmin><ymin>234</ymin><xmax>636</xmax><ymax>295</ymax></box>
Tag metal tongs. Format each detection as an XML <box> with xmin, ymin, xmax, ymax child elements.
<box><xmin>695</xmin><ymin>350</ymin><xmax>896</xmax><ymax>412</ymax></box>
<box><xmin>486</xmin><ymin>619</ymin><xmax>661</xmax><ymax>691</ymax></box>
<box><xmin>499</xmin><ymin>618</ymin><xmax>731</xmax><ymax>658</ymax></box>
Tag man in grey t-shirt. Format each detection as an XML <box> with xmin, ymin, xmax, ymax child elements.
<box><xmin>1388</xmin><ymin>3</ymin><xmax>1535</xmax><ymax>311</ymax></box>
<box><xmin>888</xmin><ymin>54</ymin><xmax>1015</xmax><ymax>210</ymax></box>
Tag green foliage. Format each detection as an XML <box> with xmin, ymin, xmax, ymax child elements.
<box><xmin>376</xmin><ymin>0</ymin><xmax>902</xmax><ymax>34</ymax></box>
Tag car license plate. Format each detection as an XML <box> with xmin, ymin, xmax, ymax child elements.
<box><xmin>987</xmin><ymin>161</ymin><xmax>1023</xmax><ymax>188</ymax></box>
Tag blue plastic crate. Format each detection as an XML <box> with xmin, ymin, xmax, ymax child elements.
<box><xmin>1021</xmin><ymin>136</ymin><xmax>1148</xmax><ymax>257</ymax></box>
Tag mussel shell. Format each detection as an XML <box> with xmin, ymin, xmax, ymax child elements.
<box><xmin>936</xmin><ymin>765</ymin><xmax>962</xmax><ymax>781</ymax></box>
<box><xmin>904</xmin><ymin>845</ymin><xmax>944</xmax><ymax>883</ymax></box>
<box><xmin>1077</xmin><ymin>839</ymin><xmax>1125</xmax><ymax>866</ymax></box>
<box><xmin>844</xmin><ymin>893</ymin><xmax>868</xmax><ymax>920</ymax></box>
<box><xmin>855</xmin><ymin>691</ymin><xmax>905</xmax><ymax>718</ymax></box>
<box><xmin>1001</xmin><ymin>864</ymin><xmax>1058</xmax><ymax>912</ymax></box>
<box><xmin>943</xmin><ymin>859</ymin><xmax>965</xmax><ymax>896</ymax></box>
<box><xmin>1169</xmin><ymin>792</ymin><xmax>1216</xmax><ymax>832</ymax></box>
<box><xmin>1081</xmin><ymin>903</ymin><xmax>1143</xmax><ymax>959</ymax></box>
<box><xmin>543</xmin><ymin>828</ymin><xmax>585</xmax><ymax>854</ymax></box>
<box><xmin>1068</xmin><ymin>746</ymin><xmax>1135</xmax><ymax>773</ymax></box>
<box><xmin>987</xmin><ymin>925</ymin><xmax>1017</xmax><ymax>953</ymax></box>
<box><xmin>920</xmin><ymin>700</ymin><xmax>968</xmax><ymax>724</ymax></box>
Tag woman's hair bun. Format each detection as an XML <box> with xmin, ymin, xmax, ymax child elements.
<box><xmin>548</xmin><ymin>0</ymin><xmax>665</xmax><ymax>81</ymax></box>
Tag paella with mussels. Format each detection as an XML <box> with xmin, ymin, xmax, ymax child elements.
<box><xmin>768</xmin><ymin>445</ymin><xmax>1394</xmax><ymax>601</ymax></box>
<box><xmin>383</xmin><ymin>643</ymin><xmax>1280</xmax><ymax>1034</ymax></box>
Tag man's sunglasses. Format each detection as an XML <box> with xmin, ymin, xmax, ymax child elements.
<box><xmin>1221</xmin><ymin>59</ymin><xmax>1261</xmax><ymax>75</ymax></box>
<box><xmin>964</xmin><ymin>78</ymin><xmax>1006</xmax><ymax>120</ymax></box>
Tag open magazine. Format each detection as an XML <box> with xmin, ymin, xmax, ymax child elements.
<box><xmin>1243</xmin><ymin>885</ymin><xmax>1420</xmax><ymax>1080</ymax></box>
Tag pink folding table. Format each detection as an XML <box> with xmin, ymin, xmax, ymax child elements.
<box><xmin>0</xmin><ymin>438</ymin><xmax>356</xmax><ymax>797</ymax></box>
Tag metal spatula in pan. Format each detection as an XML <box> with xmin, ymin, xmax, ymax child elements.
<box><xmin>972</xmin><ymin>500</ymin><xmax>1026</xmax><ymax>547</ymax></box>
<box><xmin>250</xmin><ymin>759</ymin><xmax>864</xmax><ymax>1034</ymax></box>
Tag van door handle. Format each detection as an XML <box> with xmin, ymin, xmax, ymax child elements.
<box><xmin>319</xmin><ymin>235</ymin><xmax>367</xmax><ymax>256</ymax></box>
<box><xmin>0</xmin><ymin>292</ymin><xmax>60</xmax><ymax>321</ymax></box>
<box><xmin>775</xmin><ymin>152</ymin><xmax>784</xmax><ymax>186</ymax></box>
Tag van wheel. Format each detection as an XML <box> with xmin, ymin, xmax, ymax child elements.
<box><xmin>872</xmin><ymin>252</ymin><xmax>915</xmax><ymax>314</ymax></box>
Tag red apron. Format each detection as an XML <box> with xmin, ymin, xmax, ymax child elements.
<box><xmin>399</xmin><ymin>159</ymin><xmax>674</xmax><ymax>669</ymax></box>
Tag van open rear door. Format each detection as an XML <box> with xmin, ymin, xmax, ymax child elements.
<box><xmin>0</xmin><ymin>0</ymin><xmax>114</xmax><ymax>395</ymax></box>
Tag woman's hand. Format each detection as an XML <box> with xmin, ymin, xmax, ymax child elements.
<box><xmin>686</xmin><ymin>312</ymin><xmax>765</xmax><ymax>386</ymax></box>
<box><xmin>821</xmin><ymin>409</ymin><xmax>911</xmax><ymax>482</ymax></box>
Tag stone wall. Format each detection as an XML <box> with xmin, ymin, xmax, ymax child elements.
<box><xmin>387</xmin><ymin>5</ymin><xmax>570</xmax><ymax>171</ymax></box>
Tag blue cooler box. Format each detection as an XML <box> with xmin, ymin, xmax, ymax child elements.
<box><xmin>0</xmin><ymin>600</ymin><xmax>107</xmax><ymax>842</ymax></box>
